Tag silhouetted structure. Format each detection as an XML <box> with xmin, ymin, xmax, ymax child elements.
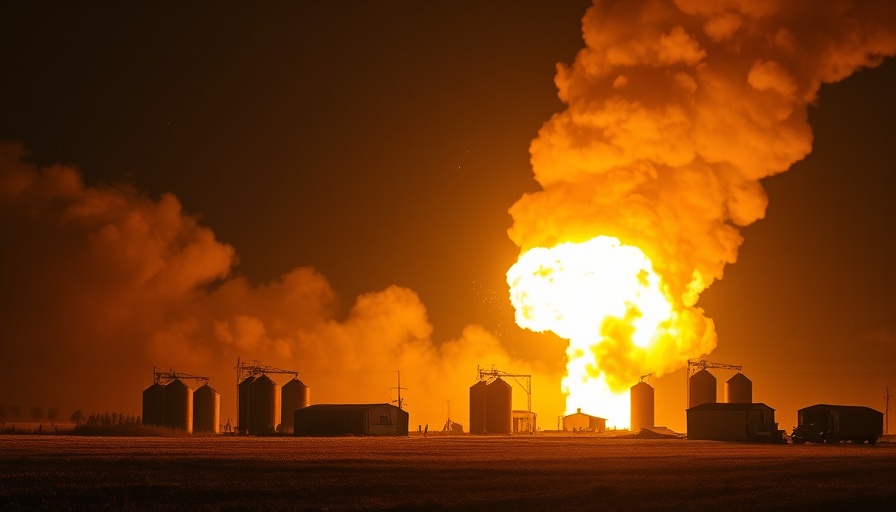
<box><xmin>469</xmin><ymin>380</ymin><xmax>488</xmax><ymax>434</ymax></box>
<box><xmin>725</xmin><ymin>373</ymin><xmax>752</xmax><ymax>403</ymax></box>
<box><xmin>163</xmin><ymin>378</ymin><xmax>193</xmax><ymax>432</ymax></box>
<box><xmin>630</xmin><ymin>381</ymin><xmax>655</xmax><ymax>432</ymax></box>
<box><xmin>512</xmin><ymin>410</ymin><xmax>537</xmax><ymax>433</ymax></box>
<box><xmin>792</xmin><ymin>404</ymin><xmax>883</xmax><ymax>444</ymax></box>
<box><xmin>562</xmin><ymin>408</ymin><xmax>607</xmax><ymax>432</ymax></box>
<box><xmin>142</xmin><ymin>383</ymin><xmax>165</xmax><ymax>427</ymax></box>
<box><xmin>688</xmin><ymin>369</ymin><xmax>716</xmax><ymax>408</ymax></box>
<box><xmin>280</xmin><ymin>377</ymin><xmax>311</xmax><ymax>433</ymax></box>
<box><xmin>686</xmin><ymin>402</ymin><xmax>780</xmax><ymax>442</ymax></box>
<box><xmin>247</xmin><ymin>374</ymin><xmax>280</xmax><ymax>435</ymax></box>
<box><xmin>237</xmin><ymin>374</ymin><xmax>256</xmax><ymax>434</ymax></box>
<box><xmin>294</xmin><ymin>404</ymin><xmax>409</xmax><ymax>437</ymax></box>
<box><xmin>485</xmin><ymin>378</ymin><xmax>512</xmax><ymax>434</ymax></box>
<box><xmin>193</xmin><ymin>383</ymin><xmax>220</xmax><ymax>433</ymax></box>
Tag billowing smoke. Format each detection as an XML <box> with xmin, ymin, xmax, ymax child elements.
<box><xmin>0</xmin><ymin>141</ymin><xmax>559</xmax><ymax>428</ymax></box>
<box><xmin>507</xmin><ymin>0</ymin><xmax>896</xmax><ymax>405</ymax></box>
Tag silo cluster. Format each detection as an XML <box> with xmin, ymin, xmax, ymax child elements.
<box><xmin>469</xmin><ymin>377</ymin><xmax>512</xmax><ymax>434</ymax></box>
<box><xmin>688</xmin><ymin>368</ymin><xmax>753</xmax><ymax>407</ymax></box>
<box><xmin>630</xmin><ymin>381</ymin><xmax>655</xmax><ymax>432</ymax></box>
<box><xmin>141</xmin><ymin>378</ymin><xmax>220</xmax><ymax>433</ymax></box>
<box><xmin>239</xmin><ymin>373</ymin><xmax>310</xmax><ymax>434</ymax></box>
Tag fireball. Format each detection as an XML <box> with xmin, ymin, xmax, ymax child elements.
<box><xmin>506</xmin><ymin>236</ymin><xmax>673</xmax><ymax>428</ymax></box>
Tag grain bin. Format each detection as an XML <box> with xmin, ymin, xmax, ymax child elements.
<box><xmin>142</xmin><ymin>382</ymin><xmax>165</xmax><ymax>427</ymax></box>
<box><xmin>163</xmin><ymin>378</ymin><xmax>193</xmax><ymax>432</ymax></box>
<box><xmin>237</xmin><ymin>374</ymin><xmax>256</xmax><ymax>434</ymax></box>
<box><xmin>469</xmin><ymin>380</ymin><xmax>487</xmax><ymax>434</ymax></box>
<box><xmin>688</xmin><ymin>369</ymin><xmax>716</xmax><ymax>408</ymax></box>
<box><xmin>247</xmin><ymin>374</ymin><xmax>280</xmax><ymax>435</ymax></box>
<box><xmin>193</xmin><ymin>383</ymin><xmax>220</xmax><ymax>433</ymax></box>
<box><xmin>280</xmin><ymin>378</ymin><xmax>310</xmax><ymax>432</ymax></box>
<box><xmin>725</xmin><ymin>373</ymin><xmax>752</xmax><ymax>404</ymax></box>
<box><xmin>630</xmin><ymin>381</ymin><xmax>655</xmax><ymax>432</ymax></box>
<box><xmin>485</xmin><ymin>377</ymin><xmax>512</xmax><ymax>434</ymax></box>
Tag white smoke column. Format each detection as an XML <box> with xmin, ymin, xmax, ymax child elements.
<box><xmin>508</xmin><ymin>1</ymin><xmax>896</xmax><ymax>390</ymax></box>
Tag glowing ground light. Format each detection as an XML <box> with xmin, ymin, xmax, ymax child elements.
<box><xmin>506</xmin><ymin>236</ymin><xmax>673</xmax><ymax>428</ymax></box>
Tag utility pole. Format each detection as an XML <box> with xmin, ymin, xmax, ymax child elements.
<box><xmin>391</xmin><ymin>370</ymin><xmax>407</xmax><ymax>410</ymax></box>
<box><xmin>885</xmin><ymin>387</ymin><xmax>891</xmax><ymax>435</ymax></box>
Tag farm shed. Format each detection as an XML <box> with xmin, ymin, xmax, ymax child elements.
<box><xmin>562</xmin><ymin>408</ymin><xmax>606</xmax><ymax>432</ymax></box>
<box><xmin>512</xmin><ymin>410</ymin><xmax>537</xmax><ymax>433</ymax></box>
<box><xmin>687</xmin><ymin>402</ymin><xmax>777</xmax><ymax>442</ymax></box>
<box><xmin>294</xmin><ymin>404</ymin><xmax>409</xmax><ymax>437</ymax></box>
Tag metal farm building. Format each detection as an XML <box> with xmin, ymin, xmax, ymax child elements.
<box><xmin>294</xmin><ymin>404</ymin><xmax>409</xmax><ymax>437</ymax></box>
<box><xmin>686</xmin><ymin>402</ymin><xmax>778</xmax><ymax>442</ymax></box>
<box><xmin>562</xmin><ymin>408</ymin><xmax>607</xmax><ymax>432</ymax></box>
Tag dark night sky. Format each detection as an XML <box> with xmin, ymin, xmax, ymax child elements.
<box><xmin>0</xmin><ymin>1</ymin><xmax>893</xmax><ymax>432</ymax></box>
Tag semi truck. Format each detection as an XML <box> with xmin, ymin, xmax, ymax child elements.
<box><xmin>791</xmin><ymin>404</ymin><xmax>883</xmax><ymax>445</ymax></box>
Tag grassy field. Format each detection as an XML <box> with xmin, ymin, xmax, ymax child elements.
<box><xmin>1</xmin><ymin>435</ymin><xmax>894</xmax><ymax>511</ymax></box>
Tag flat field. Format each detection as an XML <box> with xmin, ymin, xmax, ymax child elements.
<box><xmin>1</xmin><ymin>435</ymin><xmax>894</xmax><ymax>511</ymax></box>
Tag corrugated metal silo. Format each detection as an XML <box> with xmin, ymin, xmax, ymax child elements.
<box><xmin>248</xmin><ymin>374</ymin><xmax>280</xmax><ymax>434</ymax></box>
<box><xmin>630</xmin><ymin>381</ymin><xmax>655</xmax><ymax>432</ymax></box>
<box><xmin>280</xmin><ymin>378</ymin><xmax>310</xmax><ymax>432</ymax></box>
<box><xmin>689</xmin><ymin>369</ymin><xmax>716</xmax><ymax>408</ymax></box>
<box><xmin>163</xmin><ymin>378</ymin><xmax>193</xmax><ymax>432</ymax></box>
<box><xmin>237</xmin><ymin>375</ymin><xmax>256</xmax><ymax>434</ymax></box>
<box><xmin>193</xmin><ymin>383</ymin><xmax>220</xmax><ymax>433</ymax></box>
<box><xmin>485</xmin><ymin>377</ymin><xmax>512</xmax><ymax>434</ymax></box>
<box><xmin>142</xmin><ymin>382</ymin><xmax>165</xmax><ymax>426</ymax></box>
<box><xmin>725</xmin><ymin>372</ymin><xmax>752</xmax><ymax>403</ymax></box>
<box><xmin>469</xmin><ymin>380</ymin><xmax>487</xmax><ymax>434</ymax></box>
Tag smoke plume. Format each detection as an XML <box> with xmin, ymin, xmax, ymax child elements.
<box><xmin>0</xmin><ymin>141</ymin><xmax>558</xmax><ymax>428</ymax></box>
<box><xmin>508</xmin><ymin>0</ymin><xmax>896</xmax><ymax>386</ymax></box>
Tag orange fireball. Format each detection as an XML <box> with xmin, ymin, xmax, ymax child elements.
<box><xmin>507</xmin><ymin>236</ymin><xmax>675</xmax><ymax>428</ymax></box>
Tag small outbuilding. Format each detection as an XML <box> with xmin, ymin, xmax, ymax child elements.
<box><xmin>294</xmin><ymin>404</ymin><xmax>409</xmax><ymax>437</ymax></box>
<box><xmin>562</xmin><ymin>408</ymin><xmax>606</xmax><ymax>432</ymax></box>
<box><xmin>512</xmin><ymin>410</ymin><xmax>537</xmax><ymax>433</ymax></box>
<box><xmin>687</xmin><ymin>402</ymin><xmax>779</xmax><ymax>442</ymax></box>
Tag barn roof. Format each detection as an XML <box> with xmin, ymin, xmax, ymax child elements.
<box><xmin>298</xmin><ymin>403</ymin><xmax>399</xmax><ymax>412</ymax></box>
<box><xmin>687</xmin><ymin>402</ymin><xmax>774</xmax><ymax>412</ymax></box>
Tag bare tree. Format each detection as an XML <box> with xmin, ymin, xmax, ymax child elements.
<box><xmin>70</xmin><ymin>409</ymin><xmax>85</xmax><ymax>426</ymax></box>
<box><xmin>31</xmin><ymin>406</ymin><xmax>45</xmax><ymax>424</ymax></box>
<box><xmin>47</xmin><ymin>407</ymin><xmax>59</xmax><ymax>426</ymax></box>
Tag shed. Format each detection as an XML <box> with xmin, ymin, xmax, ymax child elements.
<box><xmin>294</xmin><ymin>404</ymin><xmax>409</xmax><ymax>437</ymax></box>
<box><xmin>562</xmin><ymin>408</ymin><xmax>606</xmax><ymax>432</ymax></box>
<box><xmin>512</xmin><ymin>410</ymin><xmax>537</xmax><ymax>434</ymax></box>
<box><xmin>687</xmin><ymin>402</ymin><xmax>777</xmax><ymax>442</ymax></box>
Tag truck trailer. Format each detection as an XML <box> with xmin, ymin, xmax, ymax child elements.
<box><xmin>791</xmin><ymin>404</ymin><xmax>883</xmax><ymax>445</ymax></box>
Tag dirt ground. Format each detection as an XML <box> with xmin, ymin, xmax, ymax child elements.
<box><xmin>1</xmin><ymin>435</ymin><xmax>894</xmax><ymax>511</ymax></box>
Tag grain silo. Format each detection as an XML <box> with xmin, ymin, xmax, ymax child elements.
<box><xmin>688</xmin><ymin>369</ymin><xmax>716</xmax><ymax>408</ymax></box>
<box><xmin>237</xmin><ymin>374</ymin><xmax>256</xmax><ymax>434</ymax></box>
<box><xmin>280</xmin><ymin>377</ymin><xmax>310</xmax><ymax>432</ymax></box>
<box><xmin>142</xmin><ymin>382</ymin><xmax>165</xmax><ymax>427</ymax></box>
<box><xmin>247</xmin><ymin>374</ymin><xmax>280</xmax><ymax>435</ymax></box>
<box><xmin>725</xmin><ymin>372</ymin><xmax>752</xmax><ymax>404</ymax></box>
<box><xmin>630</xmin><ymin>381</ymin><xmax>655</xmax><ymax>432</ymax></box>
<box><xmin>485</xmin><ymin>377</ymin><xmax>512</xmax><ymax>434</ymax></box>
<box><xmin>469</xmin><ymin>380</ymin><xmax>488</xmax><ymax>434</ymax></box>
<box><xmin>193</xmin><ymin>383</ymin><xmax>220</xmax><ymax>433</ymax></box>
<box><xmin>163</xmin><ymin>378</ymin><xmax>193</xmax><ymax>432</ymax></box>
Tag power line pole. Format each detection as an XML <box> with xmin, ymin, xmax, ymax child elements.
<box><xmin>885</xmin><ymin>387</ymin><xmax>891</xmax><ymax>435</ymax></box>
